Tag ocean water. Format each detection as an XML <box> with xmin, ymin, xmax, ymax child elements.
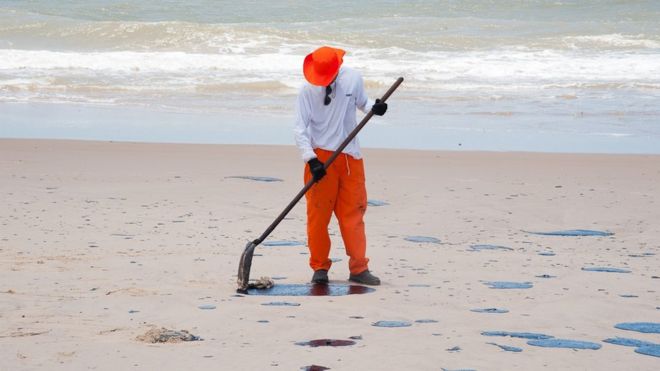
<box><xmin>1</xmin><ymin>1</ymin><xmax>659</xmax><ymax>152</ymax></box>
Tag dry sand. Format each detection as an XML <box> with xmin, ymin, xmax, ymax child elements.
<box><xmin>1</xmin><ymin>139</ymin><xmax>659</xmax><ymax>370</ymax></box>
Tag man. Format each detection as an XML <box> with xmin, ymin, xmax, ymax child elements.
<box><xmin>293</xmin><ymin>46</ymin><xmax>387</xmax><ymax>286</ymax></box>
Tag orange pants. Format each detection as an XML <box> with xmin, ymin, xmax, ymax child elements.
<box><xmin>304</xmin><ymin>148</ymin><xmax>369</xmax><ymax>275</ymax></box>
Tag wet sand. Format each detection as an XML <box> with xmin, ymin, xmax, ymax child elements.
<box><xmin>1</xmin><ymin>139</ymin><xmax>659</xmax><ymax>370</ymax></box>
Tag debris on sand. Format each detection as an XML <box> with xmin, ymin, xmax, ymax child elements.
<box><xmin>247</xmin><ymin>276</ymin><xmax>275</xmax><ymax>290</ymax></box>
<box><xmin>136</xmin><ymin>327</ymin><xmax>202</xmax><ymax>343</ymax></box>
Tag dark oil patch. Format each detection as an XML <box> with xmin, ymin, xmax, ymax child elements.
<box><xmin>482</xmin><ymin>331</ymin><xmax>553</xmax><ymax>340</ymax></box>
<box><xmin>469</xmin><ymin>244</ymin><xmax>513</xmax><ymax>252</ymax></box>
<box><xmin>372</xmin><ymin>320</ymin><xmax>412</xmax><ymax>328</ymax></box>
<box><xmin>524</xmin><ymin>229</ymin><xmax>613</xmax><ymax>237</ymax></box>
<box><xmin>226</xmin><ymin>176</ymin><xmax>283</xmax><ymax>182</ymax></box>
<box><xmin>582</xmin><ymin>267</ymin><xmax>631</xmax><ymax>273</ymax></box>
<box><xmin>471</xmin><ymin>308</ymin><xmax>509</xmax><ymax>314</ymax></box>
<box><xmin>301</xmin><ymin>365</ymin><xmax>330</xmax><ymax>371</ymax></box>
<box><xmin>487</xmin><ymin>342</ymin><xmax>523</xmax><ymax>352</ymax></box>
<box><xmin>635</xmin><ymin>345</ymin><xmax>660</xmax><ymax>357</ymax></box>
<box><xmin>603</xmin><ymin>337</ymin><xmax>660</xmax><ymax>357</ymax></box>
<box><xmin>247</xmin><ymin>283</ymin><xmax>375</xmax><ymax>296</ymax></box>
<box><xmin>296</xmin><ymin>339</ymin><xmax>356</xmax><ymax>347</ymax></box>
<box><xmin>614</xmin><ymin>322</ymin><xmax>660</xmax><ymax>334</ymax></box>
<box><xmin>404</xmin><ymin>236</ymin><xmax>441</xmax><ymax>244</ymax></box>
<box><xmin>367</xmin><ymin>199</ymin><xmax>389</xmax><ymax>206</ymax></box>
<box><xmin>261</xmin><ymin>301</ymin><xmax>301</xmax><ymax>306</ymax></box>
<box><xmin>527</xmin><ymin>338</ymin><xmax>601</xmax><ymax>350</ymax></box>
<box><xmin>603</xmin><ymin>337</ymin><xmax>657</xmax><ymax>348</ymax></box>
<box><xmin>482</xmin><ymin>281</ymin><xmax>533</xmax><ymax>289</ymax></box>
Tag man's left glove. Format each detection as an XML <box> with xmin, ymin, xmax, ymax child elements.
<box><xmin>372</xmin><ymin>99</ymin><xmax>387</xmax><ymax>116</ymax></box>
<box><xmin>307</xmin><ymin>158</ymin><xmax>326</xmax><ymax>182</ymax></box>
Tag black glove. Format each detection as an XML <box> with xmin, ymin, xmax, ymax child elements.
<box><xmin>372</xmin><ymin>99</ymin><xmax>387</xmax><ymax>116</ymax></box>
<box><xmin>307</xmin><ymin>158</ymin><xmax>326</xmax><ymax>182</ymax></box>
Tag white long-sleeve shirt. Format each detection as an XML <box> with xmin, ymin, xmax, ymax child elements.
<box><xmin>294</xmin><ymin>67</ymin><xmax>375</xmax><ymax>162</ymax></box>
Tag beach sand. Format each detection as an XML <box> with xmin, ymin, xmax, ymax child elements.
<box><xmin>1</xmin><ymin>139</ymin><xmax>659</xmax><ymax>370</ymax></box>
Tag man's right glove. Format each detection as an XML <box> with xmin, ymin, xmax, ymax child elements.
<box><xmin>372</xmin><ymin>99</ymin><xmax>388</xmax><ymax>116</ymax></box>
<box><xmin>307</xmin><ymin>158</ymin><xmax>326</xmax><ymax>182</ymax></box>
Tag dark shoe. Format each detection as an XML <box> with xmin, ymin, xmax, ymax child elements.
<box><xmin>349</xmin><ymin>270</ymin><xmax>380</xmax><ymax>286</ymax></box>
<box><xmin>311</xmin><ymin>269</ymin><xmax>329</xmax><ymax>284</ymax></box>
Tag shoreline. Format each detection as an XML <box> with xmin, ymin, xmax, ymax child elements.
<box><xmin>2</xmin><ymin>101</ymin><xmax>660</xmax><ymax>155</ymax></box>
<box><xmin>3</xmin><ymin>137</ymin><xmax>660</xmax><ymax>158</ymax></box>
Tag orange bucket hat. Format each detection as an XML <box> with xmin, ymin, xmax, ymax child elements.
<box><xmin>303</xmin><ymin>46</ymin><xmax>346</xmax><ymax>86</ymax></box>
